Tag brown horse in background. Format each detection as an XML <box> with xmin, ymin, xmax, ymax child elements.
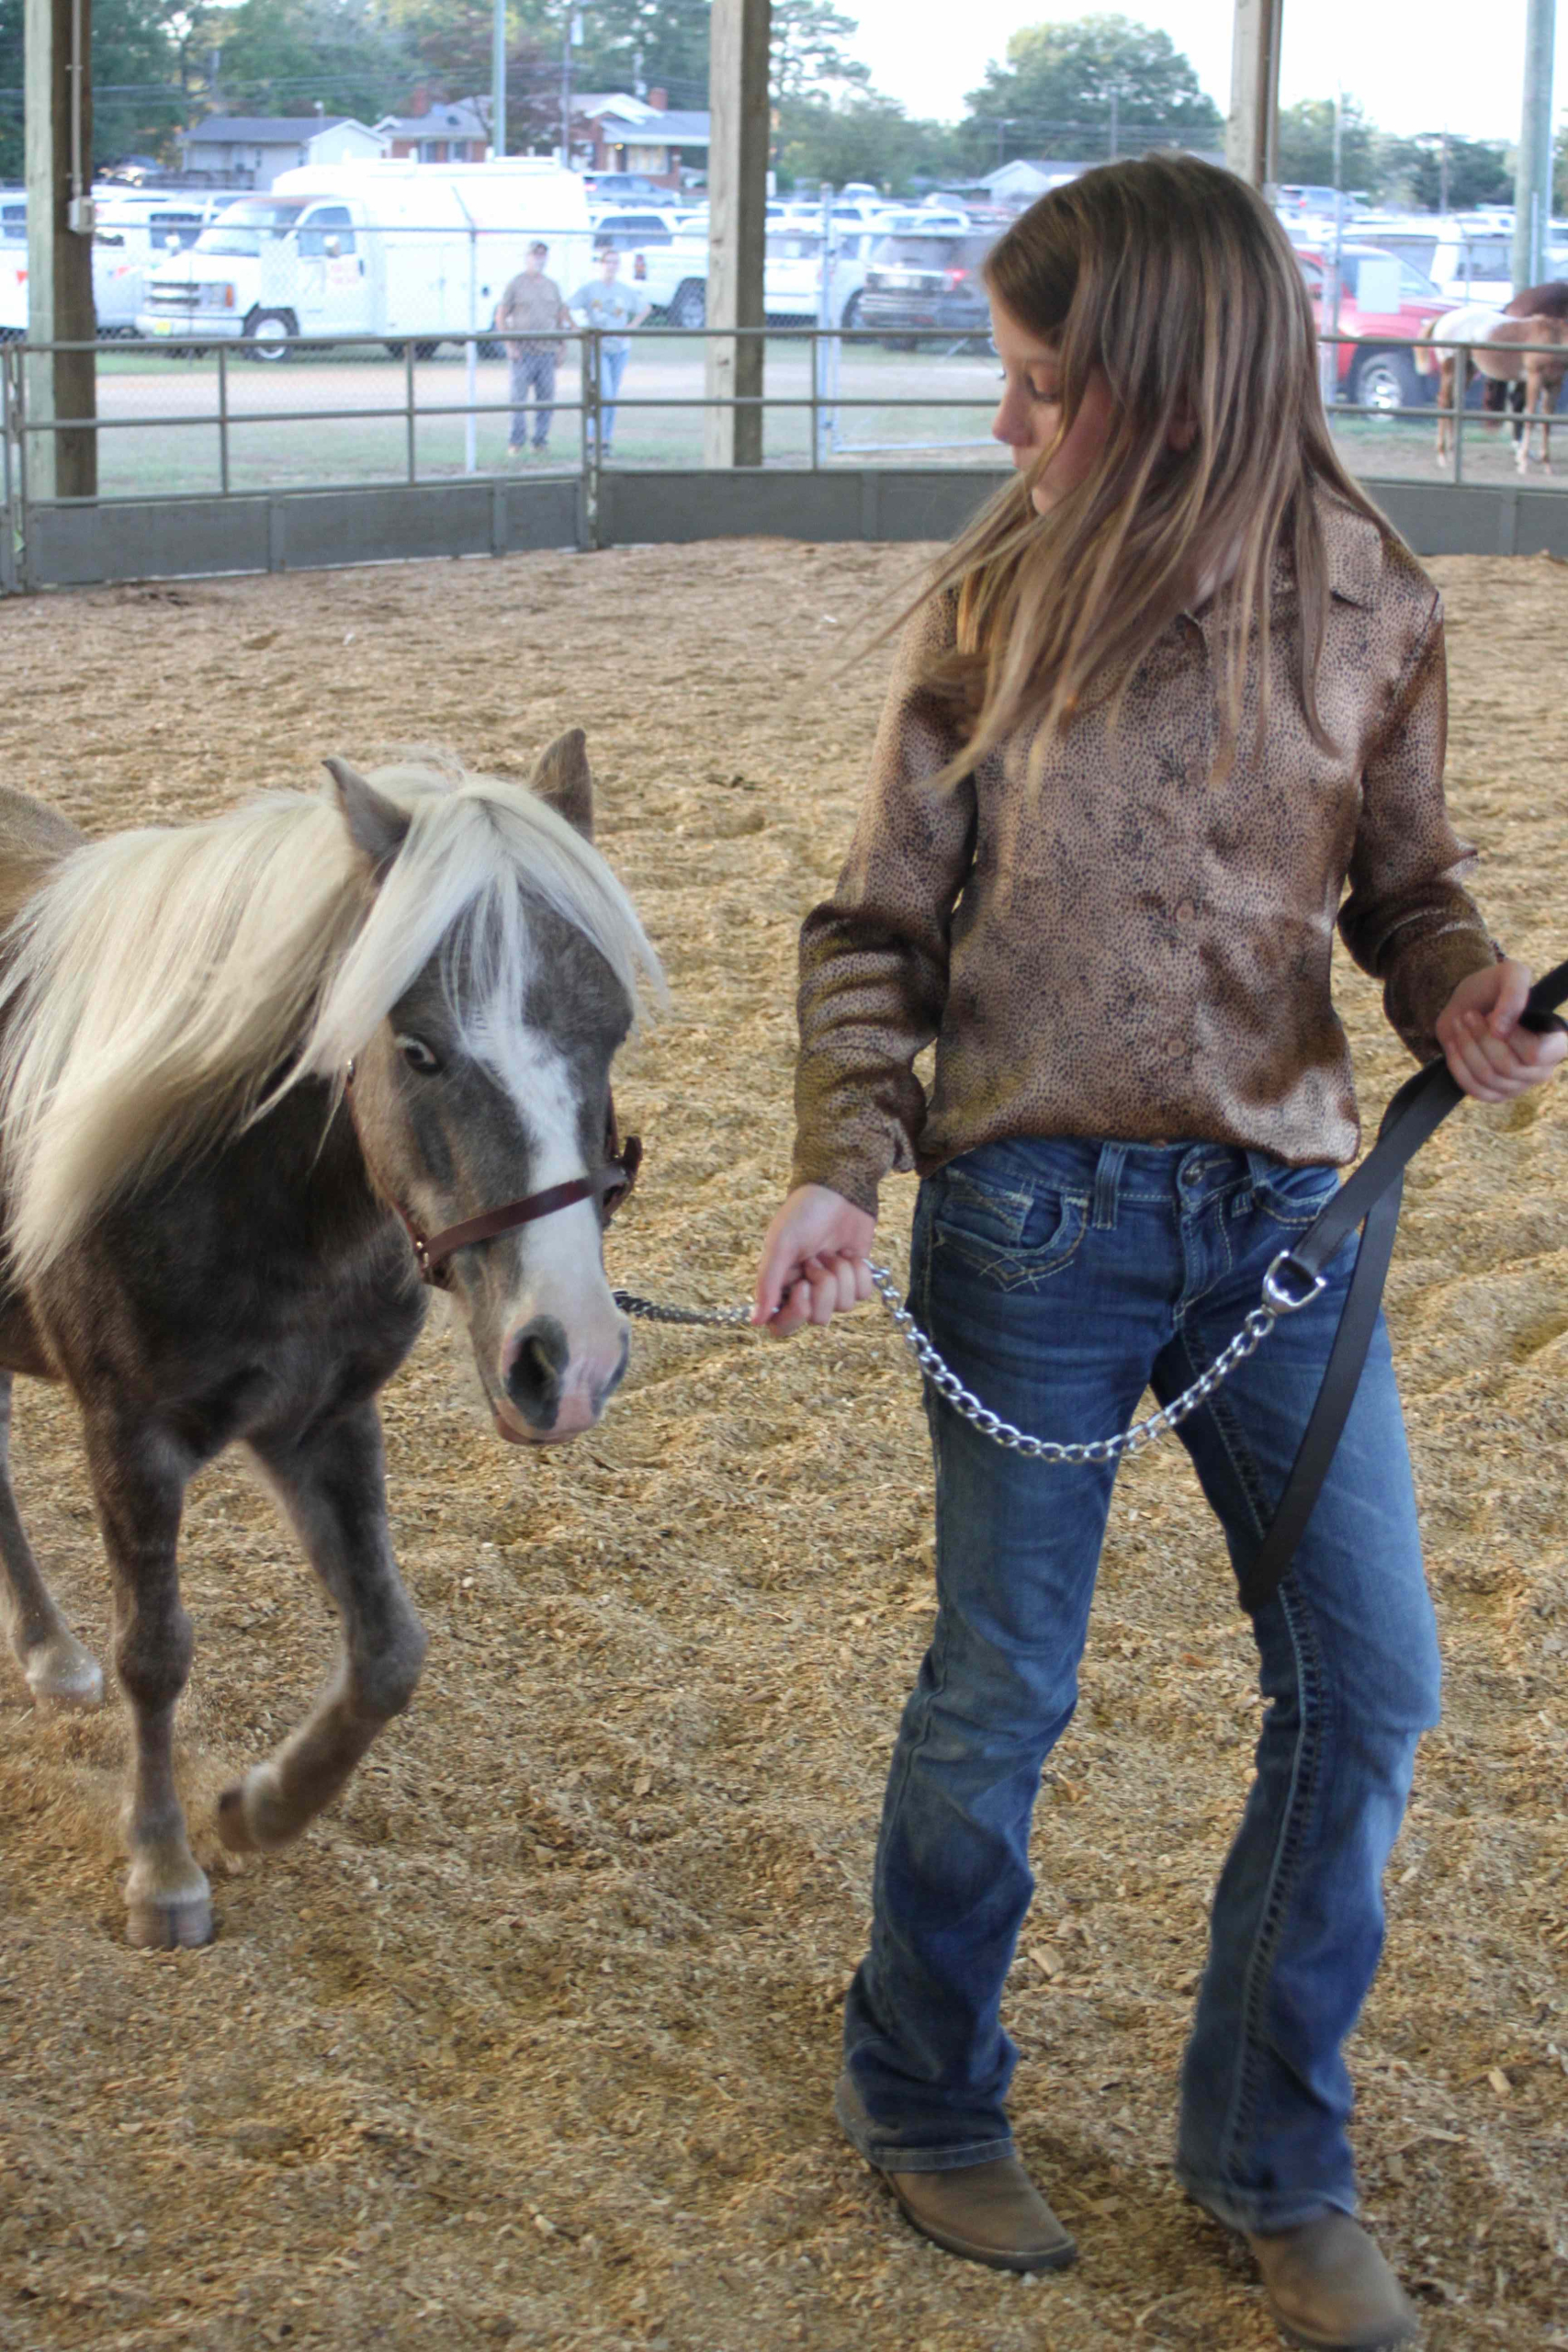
<box><xmin>1416</xmin><ymin>303</ymin><xmax>1568</xmax><ymax>471</ymax></box>
<box><xmin>1483</xmin><ymin>280</ymin><xmax>1568</xmax><ymax>421</ymax></box>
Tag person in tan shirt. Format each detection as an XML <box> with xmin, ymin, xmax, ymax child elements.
<box><xmin>494</xmin><ymin>241</ymin><xmax>572</xmax><ymax>456</ymax></box>
<box><xmin>753</xmin><ymin>157</ymin><xmax>1564</xmax><ymax>2351</ymax></box>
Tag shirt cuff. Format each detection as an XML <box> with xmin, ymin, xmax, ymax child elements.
<box><xmin>1384</xmin><ymin>926</ymin><xmax>1499</xmax><ymax>1062</ymax></box>
<box><xmin>787</xmin><ymin>1148</ymin><xmax>885</xmax><ymax>1220</ymax></box>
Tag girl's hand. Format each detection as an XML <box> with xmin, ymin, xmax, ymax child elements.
<box><xmin>1436</xmin><ymin>960</ymin><xmax>1568</xmax><ymax>1102</ymax></box>
<box><xmin>753</xmin><ymin>1184</ymin><xmax>876</xmax><ymax>1337</ymax></box>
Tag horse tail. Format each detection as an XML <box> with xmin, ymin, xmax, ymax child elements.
<box><xmin>1412</xmin><ymin>319</ymin><xmax>1437</xmax><ymax>378</ymax></box>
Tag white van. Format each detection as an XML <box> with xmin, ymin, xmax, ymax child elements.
<box><xmin>94</xmin><ymin>193</ymin><xmax>228</xmax><ymax>334</ymax></box>
<box><xmin>0</xmin><ymin>189</ymin><xmax>24</xmax><ymax>339</ymax></box>
<box><xmin>137</xmin><ymin>160</ymin><xmax>593</xmax><ymax>358</ymax></box>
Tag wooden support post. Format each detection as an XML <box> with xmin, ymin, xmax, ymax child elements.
<box><xmin>704</xmin><ymin>0</ymin><xmax>770</xmax><ymax>469</ymax></box>
<box><xmin>1512</xmin><ymin>0</ymin><xmax>1555</xmax><ymax>292</ymax></box>
<box><xmin>1225</xmin><ymin>0</ymin><xmax>1282</xmax><ymax>190</ymax></box>
<box><xmin>26</xmin><ymin>0</ymin><xmax>96</xmax><ymax>500</ymax></box>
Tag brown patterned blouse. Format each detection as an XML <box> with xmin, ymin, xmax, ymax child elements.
<box><xmin>791</xmin><ymin>494</ymin><xmax>1497</xmax><ymax>1216</ymax></box>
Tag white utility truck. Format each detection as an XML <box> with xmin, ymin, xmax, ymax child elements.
<box><xmin>137</xmin><ymin>160</ymin><xmax>593</xmax><ymax>357</ymax></box>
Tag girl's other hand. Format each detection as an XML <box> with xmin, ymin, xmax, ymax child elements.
<box><xmin>1436</xmin><ymin>960</ymin><xmax>1568</xmax><ymax>1102</ymax></box>
<box><xmin>753</xmin><ymin>1184</ymin><xmax>876</xmax><ymax>1336</ymax></box>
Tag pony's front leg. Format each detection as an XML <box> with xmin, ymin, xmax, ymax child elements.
<box><xmin>0</xmin><ymin>1371</ymin><xmax>103</xmax><ymax>1709</ymax></box>
<box><xmin>218</xmin><ymin>1404</ymin><xmax>425</xmax><ymax>1856</ymax></box>
<box><xmin>82</xmin><ymin>1412</ymin><xmax>209</xmax><ymax>1948</ymax></box>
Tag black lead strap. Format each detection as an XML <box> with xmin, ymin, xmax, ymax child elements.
<box><xmin>1238</xmin><ymin>956</ymin><xmax>1568</xmax><ymax>1615</ymax></box>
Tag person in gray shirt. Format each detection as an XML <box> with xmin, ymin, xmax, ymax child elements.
<box><xmin>568</xmin><ymin>248</ymin><xmax>652</xmax><ymax>458</ymax></box>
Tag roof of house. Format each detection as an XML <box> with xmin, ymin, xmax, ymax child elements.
<box><xmin>376</xmin><ymin>99</ymin><xmax>490</xmax><ymax>141</ymax></box>
<box><xmin>583</xmin><ymin>104</ymin><xmax>710</xmax><ymax>145</ymax></box>
<box><xmin>182</xmin><ymin>116</ymin><xmax>376</xmax><ymax>145</ymax></box>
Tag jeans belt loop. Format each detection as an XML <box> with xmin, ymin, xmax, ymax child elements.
<box><xmin>1091</xmin><ymin>1140</ymin><xmax>1127</xmax><ymax>1231</ymax></box>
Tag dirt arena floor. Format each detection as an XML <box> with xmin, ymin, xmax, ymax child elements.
<box><xmin>1</xmin><ymin>537</ymin><xmax>1566</xmax><ymax>2352</ymax></box>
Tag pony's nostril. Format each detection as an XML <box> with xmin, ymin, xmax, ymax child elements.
<box><xmin>503</xmin><ymin>1315</ymin><xmax>569</xmax><ymax>1428</ymax></box>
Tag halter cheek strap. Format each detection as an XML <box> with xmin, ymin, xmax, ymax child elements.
<box><xmin>343</xmin><ymin>1059</ymin><xmax>641</xmax><ymax>1289</ymax></box>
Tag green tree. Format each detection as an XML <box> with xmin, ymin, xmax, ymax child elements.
<box><xmin>1274</xmin><ymin>96</ymin><xmax>1381</xmax><ymax>196</ymax></box>
<box><xmin>1376</xmin><ymin>130</ymin><xmax>1512</xmax><ymax>211</ymax></box>
<box><xmin>771</xmin><ymin>0</ymin><xmax>867</xmax><ymax>103</ymax></box>
<box><xmin>774</xmin><ymin>90</ymin><xmax>952</xmax><ymax>193</ymax></box>
<box><xmin>955</xmin><ymin>13</ymin><xmax>1221</xmax><ymax>171</ymax></box>
<box><xmin>208</xmin><ymin>0</ymin><xmax>415</xmax><ymax>124</ymax></box>
<box><xmin>0</xmin><ymin>0</ymin><xmax>186</xmax><ymax>178</ymax></box>
<box><xmin>0</xmin><ymin>0</ymin><xmax>22</xmax><ymax>180</ymax></box>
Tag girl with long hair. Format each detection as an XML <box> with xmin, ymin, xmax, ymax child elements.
<box><xmin>753</xmin><ymin>156</ymin><xmax>1563</xmax><ymax>2350</ymax></box>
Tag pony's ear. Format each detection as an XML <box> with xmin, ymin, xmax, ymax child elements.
<box><xmin>530</xmin><ymin>728</ymin><xmax>594</xmax><ymax>840</ymax></box>
<box><xmin>323</xmin><ymin>757</ymin><xmax>411</xmax><ymax>873</ymax></box>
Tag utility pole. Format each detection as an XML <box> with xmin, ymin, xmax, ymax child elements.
<box><xmin>1512</xmin><ymin>0</ymin><xmax>1555</xmax><ymax>292</ymax></box>
<box><xmin>26</xmin><ymin>0</ymin><xmax>96</xmax><ymax>500</ymax></box>
<box><xmin>559</xmin><ymin>6</ymin><xmax>581</xmax><ymax>169</ymax></box>
<box><xmin>704</xmin><ymin>0</ymin><xmax>770</xmax><ymax>469</ymax></box>
<box><xmin>1109</xmin><ymin>86</ymin><xmax>1119</xmax><ymax>161</ymax></box>
<box><xmin>491</xmin><ymin>0</ymin><xmax>506</xmax><ymax>160</ymax></box>
<box><xmin>1225</xmin><ymin>0</ymin><xmax>1282</xmax><ymax>189</ymax></box>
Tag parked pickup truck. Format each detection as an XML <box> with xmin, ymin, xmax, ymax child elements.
<box><xmin>622</xmin><ymin>225</ymin><xmax>872</xmax><ymax>331</ymax></box>
<box><xmin>1292</xmin><ymin>243</ymin><xmax>1452</xmax><ymax>408</ymax></box>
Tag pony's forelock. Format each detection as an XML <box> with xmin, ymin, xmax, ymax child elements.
<box><xmin>0</xmin><ymin>761</ymin><xmax>663</xmax><ymax>1284</ymax></box>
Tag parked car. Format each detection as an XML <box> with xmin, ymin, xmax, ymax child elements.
<box><xmin>1292</xmin><ymin>243</ymin><xmax>1452</xmax><ymax>407</ymax></box>
<box><xmin>1346</xmin><ymin>214</ymin><xmax>1521</xmax><ymax>309</ymax></box>
<box><xmin>582</xmin><ymin>172</ymin><xmax>667</xmax><ymax>204</ymax></box>
<box><xmin>859</xmin><ymin>230</ymin><xmax>997</xmax><ymax>344</ymax></box>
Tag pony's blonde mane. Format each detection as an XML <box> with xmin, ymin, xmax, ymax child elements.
<box><xmin>0</xmin><ymin>760</ymin><xmax>663</xmax><ymax>1284</ymax></box>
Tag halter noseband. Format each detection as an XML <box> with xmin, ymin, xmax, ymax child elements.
<box><xmin>344</xmin><ymin>1059</ymin><xmax>641</xmax><ymax>1289</ymax></box>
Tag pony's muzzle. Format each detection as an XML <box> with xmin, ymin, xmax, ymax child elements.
<box><xmin>499</xmin><ymin>1312</ymin><xmax>629</xmax><ymax>1441</ymax></box>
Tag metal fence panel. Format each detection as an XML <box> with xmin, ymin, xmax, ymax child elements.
<box><xmin>19</xmin><ymin>475</ymin><xmax>587</xmax><ymax>589</ymax></box>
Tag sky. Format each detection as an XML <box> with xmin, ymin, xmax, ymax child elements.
<box><xmin>838</xmin><ymin>0</ymin><xmax>1551</xmax><ymax>142</ymax></box>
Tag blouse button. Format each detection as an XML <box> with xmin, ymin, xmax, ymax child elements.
<box><xmin>1175</xmin><ymin>899</ymin><xmax>1197</xmax><ymax>922</ymax></box>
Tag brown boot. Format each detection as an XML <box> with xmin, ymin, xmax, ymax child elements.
<box><xmin>1246</xmin><ymin>2214</ymin><xmax>1418</xmax><ymax>2349</ymax></box>
<box><xmin>883</xmin><ymin>2157</ymin><xmax>1077</xmax><ymax>2274</ymax></box>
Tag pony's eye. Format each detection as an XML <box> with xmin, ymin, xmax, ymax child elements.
<box><xmin>395</xmin><ymin>1034</ymin><xmax>441</xmax><ymax>1075</ymax></box>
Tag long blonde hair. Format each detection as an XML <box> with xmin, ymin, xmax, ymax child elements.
<box><xmin>920</xmin><ymin>155</ymin><xmax>1394</xmax><ymax>775</ymax></box>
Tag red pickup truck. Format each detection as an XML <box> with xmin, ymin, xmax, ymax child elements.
<box><xmin>1293</xmin><ymin>243</ymin><xmax>1452</xmax><ymax>410</ymax></box>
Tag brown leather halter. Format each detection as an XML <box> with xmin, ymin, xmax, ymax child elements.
<box><xmin>344</xmin><ymin>1059</ymin><xmax>641</xmax><ymax>1289</ymax></box>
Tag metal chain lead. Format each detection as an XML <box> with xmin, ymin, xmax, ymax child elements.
<box><xmin>615</xmin><ymin>1261</ymin><xmax>1289</xmax><ymax>1462</ymax></box>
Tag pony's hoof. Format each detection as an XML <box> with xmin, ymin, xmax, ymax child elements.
<box><xmin>126</xmin><ymin>1894</ymin><xmax>215</xmax><ymax>1950</ymax></box>
<box><xmin>216</xmin><ymin>1782</ymin><xmax>259</xmax><ymax>1852</ymax></box>
<box><xmin>26</xmin><ymin>1630</ymin><xmax>104</xmax><ymax>1712</ymax></box>
<box><xmin>217</xmin><ymin>1766</ymin><xmax>296</xmax><ymax>1854</ymax></box>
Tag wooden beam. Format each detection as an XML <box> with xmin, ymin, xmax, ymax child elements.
<box><xmin>704</xmin><ymin>0</ymin><xmax>770</xmax><ymax>469</ymax></box>
<box><xmin>1225</xmin><ymin>0</ymin><xmax>1282</xmax><ymax>190</ymax></box>
<box><xmin>25</xmin><ymin>0</ymin><xmax>96</xmax><ymax>499</ymax></box>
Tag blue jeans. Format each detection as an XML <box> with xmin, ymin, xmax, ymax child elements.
<box><xmin>839</xmin><ymin>1136</ymin><xmax>1440</xmax><ymax>2233</ymax></box>
<box><xmin>508</xmin><ymin>349</ymin><xmax>557</xmax><ymax>447</ymax></box>
<box><xmin>591</xmin><ymin>345</ymin><xmax>628</xmax><ymax>453</ymax></box>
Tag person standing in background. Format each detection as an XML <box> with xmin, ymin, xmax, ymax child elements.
<box><xmin>568</xmin><ymin>248</ymin><xmax>651</xmax><ymax>460</ymax></box>
<box><xmin>495</xmin><ymin>242</ymin><xmax>572</xmax><ymax>458</ymax></box>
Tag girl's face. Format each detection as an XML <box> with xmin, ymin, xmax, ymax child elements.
<box><xmin>989</xmin><ymin>296</ymin><xmax>1117</xmax><ymax>514</ymax></box>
